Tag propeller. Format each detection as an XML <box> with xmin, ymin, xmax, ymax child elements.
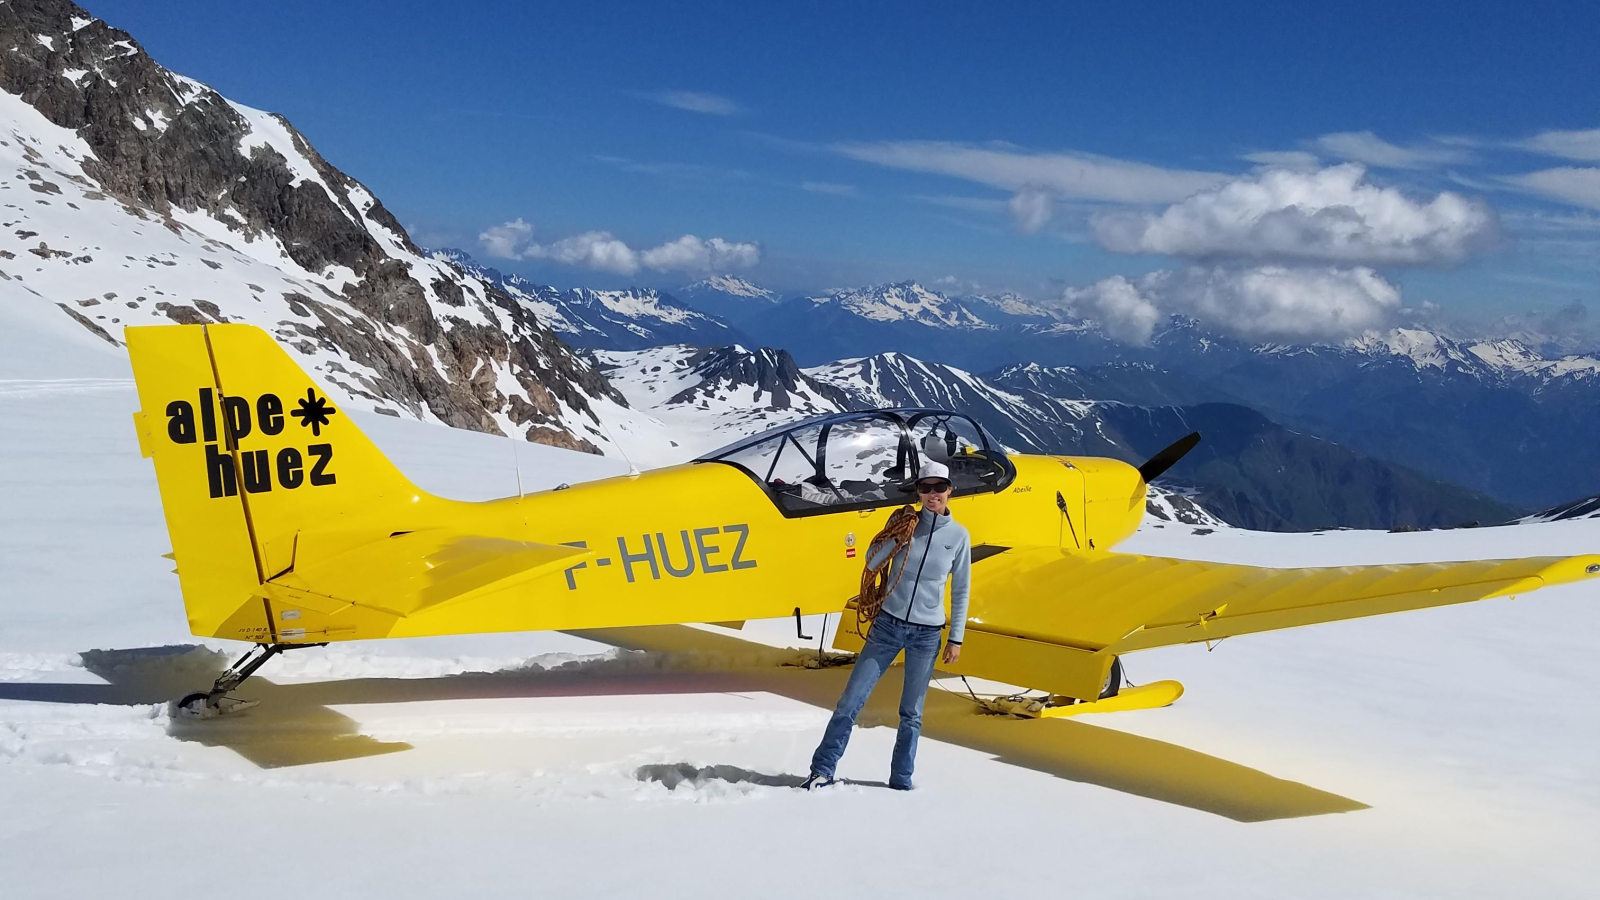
<box><xmin>1137</xmin><ymin>431</ymin><xmax>1202</xmax><ymax>483</ymax></box>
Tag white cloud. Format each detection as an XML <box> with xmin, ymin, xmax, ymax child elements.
<box><xmin>1065</xmin><ymin>266</ymin><xmax>1404</xmax><ymax>346</ymax></box>
<box><xmin>1313</xmin><ymin>131</ymin><xmax>1471</xmax><ymax>169</ymax></box>
<box><xmin>1503</xmin><ymin>167</ymin><xmax>1600</xmax><ymax>210</ymax></box>
<box><xmin>1243</xmin><ymin>150</ymin><xmax>1321</xmax><ymax>170</ymax></box>
<box><xmin>478</xmin><ymin>218</ymin><xmax>533</xmax><ymax>260</ymax></box>
<box><xmin>1092</xmin><ymin>164</ymin><xmax>1497</xmax><ymax>266</ymax></box>
<box><xmin>1515</xmin><ymin>128</ymin><xmax>1600</xmax><ymax>162</ymax></box>
<box><xmin>641</xmin><ymin>90</ymin><xmax>742</xmax><ymax>116</ymax></box>
<box><xmin>800</xmin><ymin>181</ymin><xmax>859</xmax><ymax>196</ymax></box>
<box><xmin>1065</xmin><ymin>275</ymin><xmax>1163</xmax><ymax>344</ymax></box>
<box><xmin>832</xmin><ymin>140</ymin><xmax>1224</xmax><ymax>204</ymax></box>
<box><xmin>531</xmin><ymin>231</ymin><xmax>641</xmax><ymax>274</ymax></box>
<box><xmin>1007</xmin><ymin>185</ymin><xmax>1055</xmax><ymax>233</ymax></box>
<box><xmin>477</xmin><ymin>222</ymin><xmax>761</xmax><ymax>275</ymax></box>
<box><xmin>639</xmin><ymin>235</ymin><xmax>762</xmax><ymax>272</ymax></box>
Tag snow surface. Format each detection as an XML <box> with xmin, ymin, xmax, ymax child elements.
<box><xmin>2</xmin><ymin>313</ymin><xmax>1598</xmax><ymax>900</ymax></box>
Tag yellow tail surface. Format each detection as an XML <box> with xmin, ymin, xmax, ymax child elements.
<box><xmin>127</xmin><ymin>324</ymin><xmax>423</xmax><ymax>640</ymax></box>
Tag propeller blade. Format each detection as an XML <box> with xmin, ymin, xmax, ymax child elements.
<box><xmin>1138</xmin><ymin>432</ymin><xmax>1202</xmax><ymax>483</ymax></box>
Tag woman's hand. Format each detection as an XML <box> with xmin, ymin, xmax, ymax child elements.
<box><xmin>942</xmin><ymin>642</ymin><xmax>961</xmax><ymax>665</ymax></box>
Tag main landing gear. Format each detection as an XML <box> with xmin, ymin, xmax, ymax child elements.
<box><xmin>176</xmin><ymin>642</ymin><xmax>326</xmax><ymax>718</ymax></box>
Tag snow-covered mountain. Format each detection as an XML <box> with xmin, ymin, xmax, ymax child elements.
<box><xmin>438</xmin><ymin>250</ymin><xmax>744</xmax><ymax>351</ymax></box>
<box><xmin>805</xmin><ymin>352</ymin><xmax>1106</xmax><ymax>455</ymax></box>
<box><xmin>1345</xmin><ymin>328</ymin><xmax>1600</xmax><ymax>383</ymax></box>
<box><xmin>672</xmin><ymin>275</ymin><xmax>780</xmax><ymax>326</ymax></box>
<box><xmin>0</xmin><ymin>0</ymin><xmax>657</xmax><ymax>455</ymax></box>
<box><xmin>1517</xmin><ymin>493</ymin><xmax>1600</xmax><ymax>524</ymax></box>
<box><xmin>592</xmin><ymin>344</ymin><xmax>845</xmax><ymax>455</ymax></box>
<box><xmin>681</xmin><ymin>275</ymin><xmax>776</xmax><ymax>302</ymax></box>
<box><xmin>810</xmin><ymin>282</ymin><xmax>994</xmax><ymax>329</ymax></box>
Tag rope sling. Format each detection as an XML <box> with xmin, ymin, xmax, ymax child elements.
<box><xmin>855</xmin><ymin>504</ymin><xmax>921</xmax><ymax>631</ymax></box>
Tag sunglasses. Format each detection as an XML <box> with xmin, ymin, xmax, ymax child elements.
<box><xmin>916</xmin><ymin>480</ymin><xmax>953</xmax><ymax>494</ymax></box>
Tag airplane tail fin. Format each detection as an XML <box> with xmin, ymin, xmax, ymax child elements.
<box><xmin>127</xmin><ymin>324</ymin><xmax>421</xmax><ymax>640</ymax></box>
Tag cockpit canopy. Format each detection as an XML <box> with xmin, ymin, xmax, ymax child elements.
<box><xmin>696</xmin><ymin>408</ymin><xmax>1016</xmax><ymax>517</ymax></box>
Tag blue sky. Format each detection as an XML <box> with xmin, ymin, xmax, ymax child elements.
<box><xmin>90</xmin><ymin>0</ymin><xmax>1600</xmax><ymax>334</ymax></box>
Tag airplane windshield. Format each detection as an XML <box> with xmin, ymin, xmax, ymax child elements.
<box><xmin>698</xmin><ymin>409</ymin><xmax>1014</xmax><ymax>517</ymax></box>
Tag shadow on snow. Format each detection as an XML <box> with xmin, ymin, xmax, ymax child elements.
<box><xmin>0</xmin><ymin>625</ymin><xmax>1367</xmax><ymax>822</ymax></box>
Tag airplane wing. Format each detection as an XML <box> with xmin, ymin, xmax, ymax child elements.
<box><xmin>968</xmin><ymin>546</ymin><xmax>1600</xmax><ymax>655</ymax></box>
<box><xmin>916</xmin><ymin>545</ymin><xmax>1600</xmax><ymax>700</ymax></box>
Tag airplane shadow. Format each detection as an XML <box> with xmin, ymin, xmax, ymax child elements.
<box><xmin>0</xmin><ymin>629</ymin><xmax>1367</xmax><ymax>822</ymax></box>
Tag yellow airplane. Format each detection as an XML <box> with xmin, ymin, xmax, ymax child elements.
<box><xmin>126</xmin><ymin>324</ymin><xmax>1600</xmax><ymax>717</ymax></box>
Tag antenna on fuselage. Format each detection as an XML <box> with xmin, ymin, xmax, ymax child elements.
<box><xmin>594</xmin><ymin>411</ymin><xmax>641</xmax><ymax>477</ymax></box>
<box><xmin>511</xmin><ymin>433</ymin><xmax>524</xmax><ymax>499</ymax></box>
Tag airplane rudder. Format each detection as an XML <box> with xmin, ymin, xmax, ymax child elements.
<box><xmin>126</xmin><ymin>324</ymin><xmax>266</xmax><ymax>638</ymax></box>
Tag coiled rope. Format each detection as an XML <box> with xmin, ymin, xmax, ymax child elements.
<box><xmin>855</xmin><ymin>504</ymin><xmax>921</xmax><ymax>630</ymax></box>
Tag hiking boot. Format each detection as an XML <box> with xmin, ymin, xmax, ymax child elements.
<box><xmin>799</xmin><ymin>772</ymin><xmax>837</xmax><ymax>791</ymax></box>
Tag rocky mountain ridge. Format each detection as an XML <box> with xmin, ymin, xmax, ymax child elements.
<box><xmin>0</xmin><ymin>0</ymin><xmax>638</xmax><ymax>453</ymax></box>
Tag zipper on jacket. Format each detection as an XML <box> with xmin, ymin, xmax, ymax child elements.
<box><xmin>907</xmin><ymin>514</ymin><xmax>936</xmax><ymax>622</ymax></box>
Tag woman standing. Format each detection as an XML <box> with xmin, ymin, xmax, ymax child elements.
<box><xmin>802</xmin><ymin>460</ymin><xmax>971</xmax><ymax>791</ymax></box>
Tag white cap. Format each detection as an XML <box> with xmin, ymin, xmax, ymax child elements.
<box><xmin>917</xmin><ymin>460</ymin><xmax>951</xmax><ymax>482</ymax></box>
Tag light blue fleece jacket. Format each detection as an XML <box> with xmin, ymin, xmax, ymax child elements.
<box><xmin>866</xmin><ymin>508</ymin><xmax>972</xmax><ymax>643</ymax></box>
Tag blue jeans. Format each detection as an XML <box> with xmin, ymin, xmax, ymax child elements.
<box><xmin>809</xmin><ymin>612</ymin><xmax>944</xmax><ymax>790</ymax></box>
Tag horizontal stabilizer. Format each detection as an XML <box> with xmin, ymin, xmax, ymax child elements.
<box><xmin>273</xmin><ymin>529</ymin><xmax>588</xmax><ymax>618</ymax></box>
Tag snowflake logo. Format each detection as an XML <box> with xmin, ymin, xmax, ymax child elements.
<box><xmin>290</xmin><ymin>388</ymin><xmax>336</xmax><ymax>436</ymax></box>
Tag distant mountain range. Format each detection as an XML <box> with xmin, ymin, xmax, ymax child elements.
<box><xmin>436</xmin><ymin>250</ymin><xmax>745</xmax><ymax>350</ymax></box>
<box><xmin>596</xmin><ymin>344</ymin><xmax>1520</xmax><ymax>531</ymax></box>
<box><xmin>661</xmin><ymin>278</ymin><xmax>1600</xmax><ymax>510</ymax></box>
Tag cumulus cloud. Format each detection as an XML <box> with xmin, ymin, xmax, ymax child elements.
<box><xmin>831</xmin><ymin>140</ymin><xmax>1224</xmax><ymax>204</ymax></box>
<box><xmin>1007</xmin><ymin>185</ymin><xmax>1055</xmax><ymax>233</ymax></box>
<box><xmin>1503</xmin><ymin>167</ymin><xmax>1600</xmax><ymax>210</ymax></box>
<box><xmin>641</xmin><ymin>90</ymin><xmax>742</xmax><ymax>116</ymax></box>
<box><xmin>478</xmin><ymin>218</ymin><xmax>533</xmax><ymax>260</ymax></box>
<box><xmin>1515</xmin><ymin>128</ymin><xmax>1600</xmax><ymax>162</ymax></box>
<box><xmin>1091</xmin><ymin>164</ymin><xmax>1498</xmax><ymax>266</ymax></box>
<box><xmin>529</xmin><ymin>231</ymin><xmax>641</xmax><ymax>274</ymax></box>
<box><xmin>1064</xmin><ymin>266</ymin><xmax>1404</xmax><ymax>345</ymax></box>
<box><xmin>639</xmin><ymin>235</ymin><xmax>761</xmax><ymax>272</ymax></box>
<box><xmin>477</xmin><ymin>221</ymin><xmax>761</xmax><ymax>275</ymax></box>
<box><xmin>1065</xmin><ymin>275</ymin><xmax>1163</xmax><ymax>344</ymax></box>
<box><xmin>1313</xmin><ymin>131</ymin><xmax>1471</xmax><ymax>169</ymax></box>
